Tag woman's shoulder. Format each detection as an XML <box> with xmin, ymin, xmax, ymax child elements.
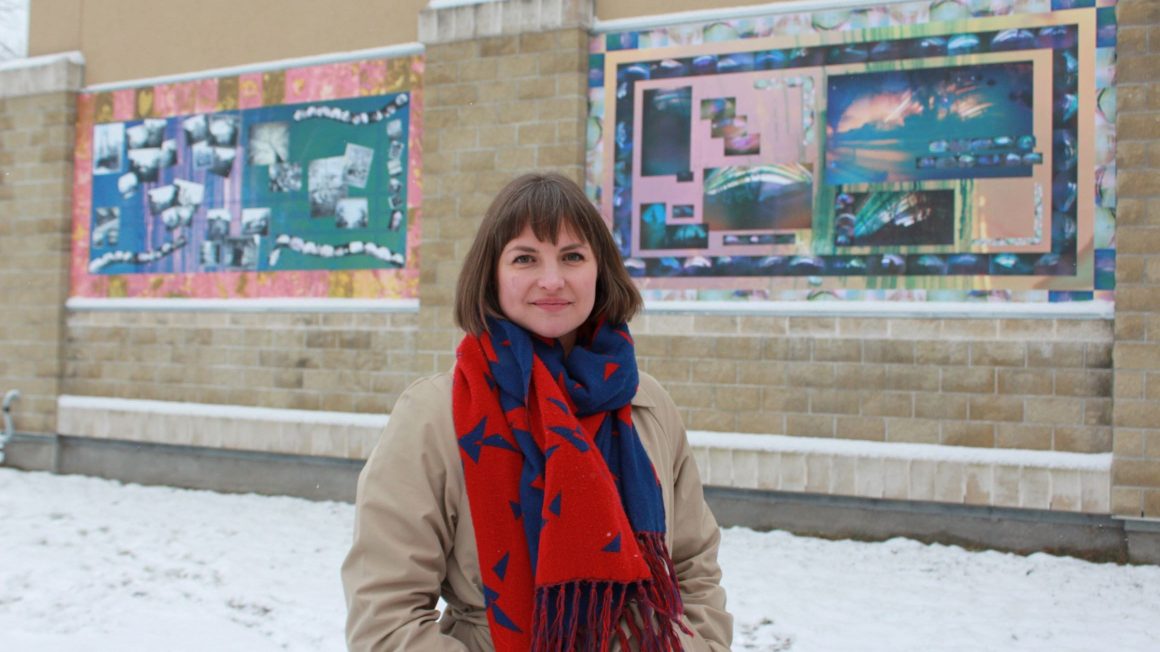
<box><xmin>393</xmin><ymin>371</ymin><xmax>454</xmax><ymax>413</ymax></box>
<box><xmin>632</xmin><ymin>370</ymin><xmax>673</xmax><ymax>410</ymax></box>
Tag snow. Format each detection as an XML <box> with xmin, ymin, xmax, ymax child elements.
<box><xmin>1</xmin><ymin>468</ymin><xmax>1157</xmax><ymax>651</ymax></box>
<box><xmin>687</xmin><ymin>431</ymin><xmax>1113</xmax><ymax>471</ymax></box>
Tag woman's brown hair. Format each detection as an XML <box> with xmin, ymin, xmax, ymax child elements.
<box><xmin>454</xmin><ymin>172</ymin><xmax>642</xmax><ymax>335</ymax></box>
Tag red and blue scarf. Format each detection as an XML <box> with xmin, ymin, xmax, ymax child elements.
<box><xmin>453</xmin><ymin>317</ymin><xmax>687</xmax><ymax>651</ymax></box>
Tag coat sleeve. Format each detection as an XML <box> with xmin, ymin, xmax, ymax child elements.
<box><xmin>342</xmin><ymin>376</ymin><xmax>470</xmax><ymax>652</ymax></box>
<box><xmin>656</xmin><ymin>388</ymin><xmax>734</xmax><ymax>651</ymax></box>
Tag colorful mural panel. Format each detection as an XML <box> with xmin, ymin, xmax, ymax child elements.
<box><xmin>588</xmin><ymin>0</ymin><xmax>1116</xmax><ymax>304</ymax></box>
<box><xmin>71</xmin><ymin>55</ymin><xmax>423</xmax><ymax>300</ymax></box>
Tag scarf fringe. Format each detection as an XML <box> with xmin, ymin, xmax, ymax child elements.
<box><xmin>530</xmin><ymin>532</ymin><xmax>691</xmax><ymax>652</ymax></box>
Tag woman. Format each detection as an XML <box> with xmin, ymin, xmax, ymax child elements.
<box><xmin>343</xmin><ymin>173</ymin><xmax>732</xmax><ymax>651</ymax></box>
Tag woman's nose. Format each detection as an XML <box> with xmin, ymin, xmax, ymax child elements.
<box><xmin>538</xmin><ymin>265</ymin><xmax>564</xmax><ymax>290</ymax></box>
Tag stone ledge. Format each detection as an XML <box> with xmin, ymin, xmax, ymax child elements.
<box><xmin>420</xmin><ymin>0</ymin><xmax>593</xmax><ymax>44</ymax></box>
<box><xmin>0</xmin><ymin>52</ymin><xmax>85</xmax><ymax>99</ymax></box>
<box><xmin>57</xmin><ymin>395</ymin><xmax>1113</xmax><ymax>515</ymax></box>
<box><xmin>57</xmin><ymin>395</ymin><xmax>387</xmax><ymax>460</ymax></box>
<box><xmin>689</xmin><ymin>431</ymin><xmax>1113</xmax><ymax>515</ymax></box>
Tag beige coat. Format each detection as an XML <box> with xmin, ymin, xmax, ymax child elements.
<box><xmin>342</xmin><ymin>371</ymin><xmax>733</xmax><ymax>651</ymax></box>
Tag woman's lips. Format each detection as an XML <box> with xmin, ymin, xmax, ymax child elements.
<box><xmin>532</xmin><ymin>299</ymin><xmax>571</xmax><ymax>312</ymax></box>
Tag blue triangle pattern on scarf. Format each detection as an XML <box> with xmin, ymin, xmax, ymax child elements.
<box><xmin>493</xmin><ymin>551</ymin><xmax>510</xmax><ymax>581</ymax></box>
<box><xmin>459</xmin><ymin>417</ymin><xmax>487</xmax><ymax>464</ymax></box>
<box><xmin>602</xmin><ymin>533</ymin><xmax>621</xmax><ymax>553</ymax></box>
<box><xmin>483</xmin><ymin>584</ymin><xmax>523</xmax><ymax>633</ymax></box>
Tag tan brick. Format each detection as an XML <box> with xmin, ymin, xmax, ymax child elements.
<box><xmin>735</xmin><ymin>412</ymin><xmax>785</xmax><ymax>435</ymax></box>
<box><xmin>736</xmin><ymin>360</ymin><xmax>785</xmax><ymax>385</ymax></box>
<box><xmin>969</xmin><ymin>395</ymin><xmax>1023</xmax><ymax>422</ymax></box>
<box><xmin>837</xmin><ymin>317</ymin><xmax>889</xmax><ymax>337</ymax></box>
<box><xmin>787</xmin><ymin>317</ymin><xmax>836</xmax><ymax>335</ymax></box>
<box><xmin>915</xmin><ymin>393</ymin><xmax>968</xmax><ymax>419</ymax></box>
<box><xmin>738</xmin><ymin>316</ymin><xmax>788</xmax><ymax>335</ymax></box>
<box><xmin>1054</xmin><ymin>427</ymin><xmax>1112</xmax><ymax>454</ymax></box>
<box><xmin>941</xmin><ymin>319</ymin><xmax>997</xmax><ymax>339</ymax></box>
<box><xmin>761</xmin><ymin>386</ymin><xmax>809</xmax><ymax>412</ymax></box>
<box><xmin>1111</xmin><ymin>487</ymin><xmax>1143</xmax><ymax>517</ymax></box>
<box><xmin>812</xmin><ymin>338</ymin><xmax>861</xmax><ymax>362</ymax></box>
<box><xmin>1028</xmin><ymin>342</ymin><xmax>1085</xmax><ymax>368</ymax></box>
<box><xmin>882</xmin><ymin>366</ymin><xmax>938</xmax><ymax>391</ymax></box>
<box><xmin>810</xmin><ymin>389</ymin><xmax>860</xmax><ymax>415</ymax></box>
<box><xmin>1108</xmin><ymin>429</ymin><xmax>1146</xmax><ymax>454</ymax></box>
<box><xmin>1085</xmin><ymin>342</ymin><xmax>1113</xmax><ymax>369</ymax></box>
<box><xmin>836</xmin><ymin>416</ymin><xmax>884</xmax><ymax>441</ymax></box>
<box><xmin>785</xmin><ymin>413</ymin><xmax>834</xmax><ymax>438</ymax></box>
<box><xmin>942</xmin><ymin>421</ymin><xmax>995</xmax><ymax>448</ymax></box>
<box><xmin>692</xmin><ymin>315</ymin><xmax>738</xmax><ymax>334</ymax></box>
<box><xmin>1084</xmin><ymin>398</ymin><xmax>1113</xmax><ymax>427</ymax></box>
<box><xmin>996</xmin><ymin>423</ymin><xmax>1052</xmax><ymax>450</ymax></box>
<box><xmin>1054</xmin><ymin>370</ymin><xmax>1112</xmax><ymax>397</ymax></box>
<box><xmin>997</xmin><ymin>369</ymin><xmax>1053</xmax><ymax>396</ymax></box>
<box><xmin>764</xmin><ymin>337</ymin><xmax>812</xmax><ymax>361</ymax></box>
<box><xmin>716</xmin><ymin>337</ymin><xmax>764</xmax><ymax>361</ymax></box>
<box><xmin>687</xmin><ymin>409</ymin><xmax>735</xmax><ymax>432</ymax></box>
<box><xmin>1144</xmin><ymin>491</ymin><xmax>1160</xmax><ymax>519</ymax></box>
<box><xmin>1024</xmin><ymin>397</ymin><xmax>1084</xmax><ymax>425</ymax></box>
<box><xmin>941</xmin><ymin>367</ymin><xmax>994</xmax><ymax>393</ymax></box>
<box><xmin>786</xmin><ymin>362</ymin><xmax>834</xmax><ymax>388</ymax></box>
<box><xmin>1114</xmin><ymin>459</ymin><xmax>1160</xmax><ymax>489</ymax></box>
<box><xmin>861</xmin><ymin>392</ymin><xmax>912</xmax><ymax>417</ymax></box>
<box><xmin>1114</xmin><ymin>399</ymin><xmax>1160</xmax><ymax>429</ymax></box>
<box><xmin>862</xmin><ymin>340</ymin><xmax>913</xmax><ymax>364</ymax></box>
<box><xmin>914</xmin><ymin>340</ymin><xmax>968</xmax><ymax>365</ymax></box>
<box><xmin>668</xmin><ymin>384</ymin><xmax>715</xmax><ymax>409</ymax></box>
<box><xmin>517</xmin><ymin>122</ymin><xmax>557</xmax><ymax>146</ymax></box>
<box><xmin>971</xmin><ymin>342</ymin><xmax>1025</xmax><ymax>367</ymax></box>
<box><xmin>479</xmin><ymin>35</ymin><xmax>519</xmax><ymax>57</ymax></box>
<box><xmin>886</xmin><ymin>418</ymin><xmax>940</xmax><ymax>444</ymax></box>
<box><xmin>716</xmin><ymin>385</ymin><xmax>760</xmax><ymax>411</ymax></box>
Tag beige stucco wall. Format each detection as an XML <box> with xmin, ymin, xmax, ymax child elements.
<box><xmin>31</xmin><ymin>0</ymin><xmax>798</xmax><ymax>85</ymax></box>
<box><xmin>28</xmin><ymin>0</ymin><xmax>430</xmax><ymax>85</ymax></box>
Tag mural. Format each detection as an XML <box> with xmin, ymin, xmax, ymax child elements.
<box><xmin>72</xmin><ymin>55</ymin><xmax>422</xmax><ymax>299</ymax></box>
<box><xmin>588</xmin><ymin>0</ymin><xmax>1116</xmax><ymax>304</ymax></box>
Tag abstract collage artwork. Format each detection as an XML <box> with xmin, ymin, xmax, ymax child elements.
<box><xmin>588</xmin><ymin>0</ymin><xmax>1116</xmax><ymax>304</ymax></box>
<box><xmin>72</xmin><ymin>54</ymin><xmax>422</xmax><ymax>300</ymax></box>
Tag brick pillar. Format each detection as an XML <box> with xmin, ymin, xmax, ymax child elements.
<box><xmin>415</xmin><ymin>0</ymin><xmax>594</xmax><ymax>368</ymax></box>
<box><xmin>0</xmin><ymin>54</ymin><xmax>83</xmax><ymax>436</ymax></box>
<box><xmin>1112</xmin><ymin>0</ymin><xmax>1160</xmax><ymax>519</ymax></box>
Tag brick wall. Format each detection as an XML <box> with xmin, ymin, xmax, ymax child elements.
<box><xmin>1112</xmin><ymin>0</ymin><xmax>1160</xmax><ymax>519</ymax></box>
<box><xmin>0</xmin><ymin>57</ymin><xmax>82</xmax><ymax>435</ymax></box>
<box><xmin>632</xmin><ymin>315</ymin><xmax>1112</xmax><ymax>454</ymax></box>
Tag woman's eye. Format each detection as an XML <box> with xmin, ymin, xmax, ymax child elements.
<box><xmin>563</xmin><ymin>252</ymin><xmax>586</xmax><ymax>262</ymax></box>
<box><xmin>512</xmin><ymin>254</ymin><xmax>534</xmax><ymax>264</ymax></box>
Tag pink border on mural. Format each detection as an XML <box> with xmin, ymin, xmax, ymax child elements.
<box><xmin>70</xmin><ymin>55</ymin><xmax>423</xmax><ymax>300</ymax></box>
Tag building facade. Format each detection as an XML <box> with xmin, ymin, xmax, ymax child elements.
<box><xmin>1</xmin><ymin>0</ymin><xmax>1158</xmax><ymax>562</ymax></box>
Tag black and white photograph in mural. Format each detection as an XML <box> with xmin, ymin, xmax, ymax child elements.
<box><xmin>308</xmin><ymin>156</ymin><xmax>347</xmax><ymax>218</ymax></box>
<box><xmin>199</xmin><ymin>240</ymin><xmax>222</xmax><ymax>266</ymax></box>
<box><xmin>117</xmin><ymin>172</ymin><xmax>138</xmax><ymax>198</ymax></box>
<box><xmin>209</xmin><ymin>145</ymin><xmax>237</xmax><ymax>177</ymax></box>
<box><xmin>342</xmin><ymin>143</ymin><xmax>373</xmax><ymax>189</ymax></box>
<box><xmin>126</xmin><ymin>119</ymin><xmax>166</xmax><ymax>150</ymax></box>
<box><xmin>205</xmin><ymin>209</ymin><xmax>231</xmax><ymax>240</ymax></box>
<box><xmin>335</xmin><ymin>198</ymin><xmax>368</xmax><ymax>229</ymax></box>
<box><xmin>160</xmin><ymin>139</ymin><xmax>178</xmax><ymax>167</ymax></box>
<box><xmin>241</xmin><ymin>208</ymin><xmax>271</xmax><ymax>236</ymax></box>
<box><xmin>269</xmin><ymin>162</ymin><xmax>302</xmax><ymax>192</ymax></box>
<box><xmin>128</xmin><ymin>147</ymin><xmax>162</xmax><ymax>183</ymax></box>
<box><xmin>174</xmin><ymin>179</ymin><xmax>205</xmax><ymax>208</ymax></box>
<box><xmin>160</xmin><ymin>205</ymin><xmax>195</xmax><ymax>230</ymax></box>
<box><xmin>92</xmin><ymin>207</ymin><xmax>120</xmax><ymax>247</ymax></box>
<box><xmin>223</xmin><ymin>236</ymin><xmax>260</xmax><ymax>269</ymax></box>
<box><xmin>208</xmin><ymin>114</ymin><xmax>240</xmax><ymax>148</ymax></box>
<box><xmin>248</xmin><ymin>122</ymin><xmax>290</xmax><ymax>165</ymax></box>
<box><xmin>386</xmin><ymin>136</ymin><xmax>404</xmax><ymax>177</ymax></box>
<box><xmin>192</xmin><ymin>141</ymin><xmax>213</xmax><ymax>169</ymax></box>
<box><xmin>389</xmin><ymin>209</ymin><xmax>403</xmax><ymax>231</ymax></box>
<box><xmin>387</xmin><ymin>176</ymin><xmax>404</xmax><ymax>210</ymax></box>
<box><xmin>182</xmin><ymin>114</ymin><xmax>208</xmax><ymax>144</ymax></box>
<box><xmin>147</xmin><ymin>185</ymin><xmax>178</xmax><ymax>215</ymax></box>
<box><xmin>93</xmin><ymin>123</ymin><xmax>124</xmax><ymax>174</ymax></box>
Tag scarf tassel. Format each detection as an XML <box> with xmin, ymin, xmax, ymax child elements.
<box><xmin>530</xmin><ymin>533</ymin><xmax>692</xmax><ymax>652</ymax></box>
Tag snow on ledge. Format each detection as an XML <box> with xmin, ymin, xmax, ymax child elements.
<box><xmin>594</xmin><ymin>0</ymin><xmax>908</xmax><ymax>33</ymax></box>
<box><xmin>0</xmin><ymin>51</ymin><xmax>84</xmax><ymax>73</ymax></box>
<box><xmin>58</xmin><ymin>395</ymin><xmax>389</xmax><ymax>429</ymax></box>
<box><xmin>687</xmin><ymin>431</ymin><xmax>1112</xmax><ymax>472</ymax></box>
<box><xmin>65</xmin><ymin>297</ymin><xmax>419</xmax><ymax>313</ymax></box>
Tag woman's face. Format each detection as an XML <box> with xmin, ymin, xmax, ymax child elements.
<box><xmin>496</xmin><ymin>223</ymin><xmax>597</xmax><ymax>352</ymax></box>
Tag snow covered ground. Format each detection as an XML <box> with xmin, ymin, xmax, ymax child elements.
<box><xmin>1</xmin><ymin>467</ymin><xmax>1157</xmax><ymax>651</ymax></box>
